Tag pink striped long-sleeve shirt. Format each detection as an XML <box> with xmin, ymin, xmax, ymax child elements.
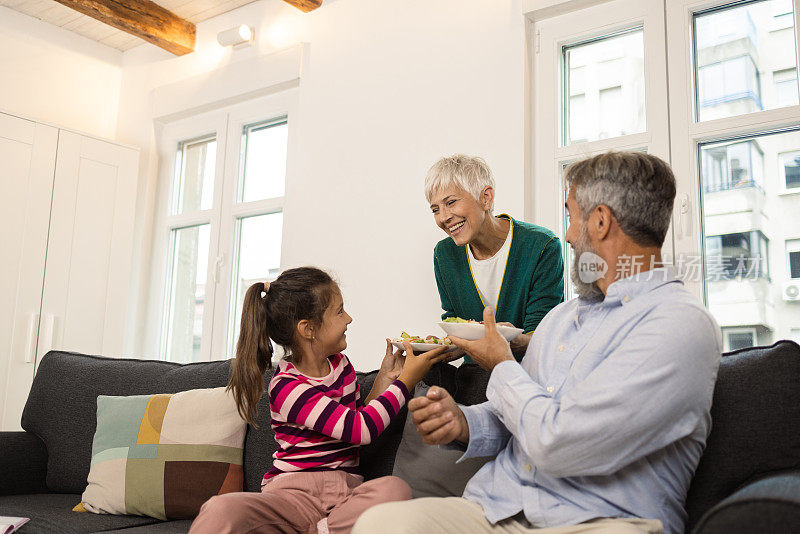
<box><xmin>263</xmin><ymin>353</ymin><xmax>410</xmax><ymax>481</ymax></box>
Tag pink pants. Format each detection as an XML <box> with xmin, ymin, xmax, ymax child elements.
<box><xmin>189</xmin><ymin>471</ymin><xmax>412</xmax><ymax>534</ymax></box>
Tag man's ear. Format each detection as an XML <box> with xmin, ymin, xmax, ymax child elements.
<box><xmin>591</xmin><ymin>204</ymin><xmax>614</xmax><ymax>241</ymax></box>
<box><xmin>296</xmin><ymin>319</ymin><xmax>314</xmax><ymax>341</ymax></box>
<box><xmin>481</xmin><ymin>186</ymin><xmax>495</xmax><ymax>211</ymax></box>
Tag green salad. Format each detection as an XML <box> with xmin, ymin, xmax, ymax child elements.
<box><xmin>393</xmin><ymin>331</ymin><xmax>453</xmax><ymax>345</ymax></box>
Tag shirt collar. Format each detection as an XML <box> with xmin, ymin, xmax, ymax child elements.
<box><xmin>605</xmin><ymin>266</ymin><xmax>680</xmax><ymax>305</ymax></box>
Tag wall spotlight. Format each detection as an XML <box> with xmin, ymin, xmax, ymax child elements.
<box><xmin>217</xmin><ymin>25</ymin><xmax>254</xmax><ymax>48</ymax></box>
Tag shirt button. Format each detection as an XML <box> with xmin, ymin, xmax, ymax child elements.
<box><xmin>546</xmin><ymin>386</ymin><xmax>554</xmax><ymax>394</ymax></box>
<box><xmin>525</xmin><ymin>464</ymin><xmax>532</xmax><ymax>472</ymax></box>
<box><xmin>558</xmin><ymin>345</ymin><xmax>565</xmax><ymax>352</ymax></box>
<box><xmin>623</xmin><ymin>296</ymin><xmax>630</xmax><ymax>302</ymax></box>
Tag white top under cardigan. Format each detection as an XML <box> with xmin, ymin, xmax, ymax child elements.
<box><xmin>466</xmin><ymin>223</ymin><xmax>513</xmax><ymax>310</ymax></box>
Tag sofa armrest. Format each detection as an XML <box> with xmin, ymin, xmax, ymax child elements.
<box><xmin>692</xmin><ymin>469</ymin><xmax>800</xmax><ymax>534</ymax></box>
<box><xmin>0</xmin><ymin>431</ymin><xmax>48</xmax><ymax>495</ymax></box>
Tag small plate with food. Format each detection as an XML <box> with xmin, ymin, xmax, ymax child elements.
<box><xmin>437</xmin><ymin>317</ymin><xmax>523</xmax><ymax>341</ymax></box>
<box><xmin>390</xmin><ymin>332</ymin><xmax>458</xmax><ymax>352</ymax></box>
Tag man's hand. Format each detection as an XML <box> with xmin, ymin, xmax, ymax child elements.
<box><xmin>448</xmin><ymin>306</ymin><xmax>514</xmax><ymax>371</ymax></box>
<box><xmin>409</xmin><ymin>386</ymin><xmax>469</xmax><ymax>445</ymax></box>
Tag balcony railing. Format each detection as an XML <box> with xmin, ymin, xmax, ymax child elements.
<box><xmin>703</xmin><ymin>178</ymin><xmax>764</xmax><ymax>194</ymax></box>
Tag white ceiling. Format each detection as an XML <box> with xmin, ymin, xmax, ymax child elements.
<box><xmin>0</xmin><ymin>0</ymin><xmax>260</xmax><ymax>51</ymax></box>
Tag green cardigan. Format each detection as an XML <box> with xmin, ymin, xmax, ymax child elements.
<box><xmin>433</xmin><ymin>214</ymin><xmax>564</xmax><ymax>362</ymax></box>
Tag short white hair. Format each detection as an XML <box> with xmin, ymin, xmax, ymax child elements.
<box><xmin>424</xmin><ymin>154</ymin><xmax>495</xmax><ymax>210</ymax></box>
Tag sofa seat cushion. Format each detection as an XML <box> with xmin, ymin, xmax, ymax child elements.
<box><xmin>21</xmin><ymin>352</ymin><xmax>233</xmax><ymax>494</ymax></box>
<box><xmin>685</xmin><ymin>341</ymin><xmax>800</xmax><ymax>530</ymax></box>
<box><xmin>0</xmin><ymin>493</ymin><xmax>163</xmax><ymax>533</ymax></box>
<box><xmin>392</xmin><ymin>363</ymin><xmax>494</xmax><ymax>498</ymax></box>
<box><xmin>99</xmin><ymin>519</ymin><xmax>193</xmax><ymax>533</ymax></box>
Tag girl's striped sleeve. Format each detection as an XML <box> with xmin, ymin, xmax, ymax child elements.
<box><xmin>269</xmin><ymin>377</ymin><xmax>410</xmax><ymax>445</ymax></box>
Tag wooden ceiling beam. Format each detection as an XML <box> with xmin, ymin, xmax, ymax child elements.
<box><xmin>52</xmin><ymin>0</ymin><xmax>196</xmax><ymax>56</ymax></box>
<box><xmin>281</xmin><ymin>0</ymin><xmax>322</xmax><ymax>13</ymax></box>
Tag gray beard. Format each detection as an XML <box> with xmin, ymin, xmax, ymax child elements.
<box><xmin>570</xmin><ymin>225</ymin><xmax>604</xmax><ymax>300</ymax></box>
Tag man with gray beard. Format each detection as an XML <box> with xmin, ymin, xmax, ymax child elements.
<box><xmin>353</xmin><ymin>152</ymin><xmax>722</xmax><ymax>534</ymax></box>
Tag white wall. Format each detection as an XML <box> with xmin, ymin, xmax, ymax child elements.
<box><xmin>0</xmin><ymin>6</ymin><xmax>122</xmax><ymax>139</ymax></box>
<box><xmin>118</xmin><ymin>0</ymin><xmax>528</xmax><ymax>371</ymax></box>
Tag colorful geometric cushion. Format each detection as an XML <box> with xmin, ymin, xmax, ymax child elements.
<box><xmin>78</xmin><ymin>387</ymin><xmax>246</xmax><ymax>520</ymax></box>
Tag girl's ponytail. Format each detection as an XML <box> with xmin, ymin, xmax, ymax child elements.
<box><xmin>227</xmin><ymin>267</ymin><xmax>337</xmax><ymax>426</ymax></box>
<box><xmin>228</xmin><ymin>282</ymin><xmax>273</xmax><ymax>425</ymax></box>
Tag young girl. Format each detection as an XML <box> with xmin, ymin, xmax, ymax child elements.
<box><xmin>190</xmin><ymin>267</ymin><xmax>448</xmax><ymax>534</ymax></box>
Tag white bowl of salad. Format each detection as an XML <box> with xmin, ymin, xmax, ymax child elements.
<box><xmin>437</xmin><ymin>317</ymin><xmax>523</xmax><ymax>341</ymax></box>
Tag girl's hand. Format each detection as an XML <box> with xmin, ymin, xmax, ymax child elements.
<box><xmin>379</xmin><ymin>339</ymin><xmax>405</xmax><ymax>381</ymax></box>
<box><xmin>397</xmin><ymin>342</ymin><xmax>449</xmax><ymax>391</ymax></box>
<box><xmin>365</xmin><ymin>340</ymin><xmax>406</xmax><ymax>403</ymax></box>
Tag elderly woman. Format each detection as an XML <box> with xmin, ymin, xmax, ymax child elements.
<box><xmin>426</xmin><ymin>155</ymin><xmax>564</xmax><ymax>360</ymax></box>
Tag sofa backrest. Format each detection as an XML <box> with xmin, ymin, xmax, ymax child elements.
<box><xmin>684</xmin><ymin>340</ymin><xmax>800</xmax><ymax>531</ymax></box>
<box><xmin>21</xmin><ymin>352</ymin><xmax>491</xmax><ymax>496</ymax></box>
<box><xmin>22</xmin><ymin>351</ymin><xmax>232</xmax><ymax>494</ymax></box>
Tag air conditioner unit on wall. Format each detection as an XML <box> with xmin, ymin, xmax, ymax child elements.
<box><xmin>783</xmin><ymin>282</ymin><xmax>800</xmax><ymax>301</ymax></box>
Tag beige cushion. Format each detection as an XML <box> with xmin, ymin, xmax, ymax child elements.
<box><xmin>78</xmin><ymin>387</ymin><xmax>246</xmax><ymax>520</ymax></box>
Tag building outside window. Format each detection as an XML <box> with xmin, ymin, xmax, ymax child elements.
<box><xmin>697</xmin><ymin>56</ymin><xmax>762</xmax><ymax>112</ymax></box>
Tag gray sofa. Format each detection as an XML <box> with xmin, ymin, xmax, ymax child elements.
<box><xmin>1</xmin><ymin>341</ymin><xmax>799</xmax><ymax>533</ymax></box>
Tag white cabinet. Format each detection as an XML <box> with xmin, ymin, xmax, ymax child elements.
<box><xmin>0</xmin><ymin>113</ymin><xmax>139</xmax><ymax>430</ymax></box>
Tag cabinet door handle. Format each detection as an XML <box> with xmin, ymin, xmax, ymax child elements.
<box><xmin>24</xmin><ymin>313</ymin><xmax>40</xmax><ymax>363</ymax></box>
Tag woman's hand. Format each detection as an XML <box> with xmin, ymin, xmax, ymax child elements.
<box><xmin>449</xmin><ymin>307</ymin><xmax>514</xmax><ymax>371</ymax></box>
<box><xmin>496</xmin><ymin>322</ymin><xmax>531</xmax><ymax>356</ymax></box>
<box><xmin>398</xmin><ymin>342</ymin><xmax>449</xmax><ymax>391</ymax></box>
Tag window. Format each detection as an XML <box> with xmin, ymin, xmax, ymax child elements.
<box><xmin>563</xmin><ymin>28</ymin><xmax>646</xmax><ymax>145</ymax></box>
<box><xmin>780</xmin><ymin>150</ymin><xmax>800</xmax><ymax>190</ymax></box>
<box><xmin>162</xmin><ymin>136</ymin><xmax>217</xmax><ymax>363</ymax></box>
<box><xmin>723</xmin><ymin>327</ymin><xmax>757</xmax><ymax>351</ymax></box>
<box><xmin>154</xmin><ymin>91</ymin><xmax>295</xmax><ymax>362</ymax></box>
<box><xmin>773</xmin><ymin>0</ymin><xmax>795</xmax><ymax>30</ymax></box>
<box><xmin>774</xmin><ymin>68</ymin><xmax>799</xmax><ymax>107</ymax></box>
<box><xmin>705</xmin><ymin>231</ymin><xmax>769</xmax><ymax>281</ymax></box>
<box><xmin>529</xmin><ymin>0</ymin><xmax>800</xmax><ymax>350</ymax></box>
<box><xmin>788</xmin><ymin>239</ymin><xmax>800</xmax><ymax>279</ymax></box>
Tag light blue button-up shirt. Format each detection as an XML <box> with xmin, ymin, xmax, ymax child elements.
<box><xmin>456</xmin><ymin>268</ymin><xmax>721</xmax><ymax>534</ymax></box>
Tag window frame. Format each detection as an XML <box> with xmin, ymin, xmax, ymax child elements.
<box><xmin>152</xmin><ymin>90</ymin><xmax>297</xmax><ymax>362</ymax></box>
<box><xmin>529</xmin><ymin>0</ymin><xmax>671</xmax><ymax>280</ymax></box>
<box><xmin>665</xmin><ymin>0</ymin><xmax>800</xmax><ymax>302</ymax></box>
<box><xmin>778</xmin><ymin>148</ymin><xmax>800</xmax><ymax>193</ymax></box>
<box><xmin>787</xmin><ymin>238</ymin><xmax>800</xmax><ymax>279</ymax></box>
<box><xmin>722</xmin><ymin>326</ymin><xmax>758</xmax><ymax>351</ymax></box>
